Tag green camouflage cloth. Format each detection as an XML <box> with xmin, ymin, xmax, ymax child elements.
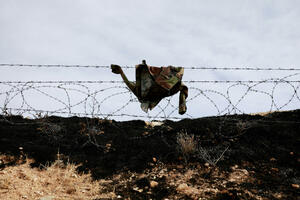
<box><xmin>111</xmin><ymin>61</ymin><xmax>188</xmax><ymax>114</ymax></box>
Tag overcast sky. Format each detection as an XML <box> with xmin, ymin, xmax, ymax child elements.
<box><xmin>0</xmin><ymin>0</ymin><xmax>300</xmax><ymax>120</ymax></box>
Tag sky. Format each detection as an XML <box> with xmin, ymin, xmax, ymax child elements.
<box><xmin>0</xmin><ymin>0</ymin><xmax>300</xmax><ymax>120</ymax></box>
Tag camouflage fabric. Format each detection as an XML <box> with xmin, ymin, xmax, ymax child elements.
<box><xmin>111</xmin><ymin>61</ymin><xmax>188</xmax><ymax>114</ymax></box>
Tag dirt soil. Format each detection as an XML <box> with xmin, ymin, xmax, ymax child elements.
<box><xmin>0</xmin><ymin>110</ymin><xmax>299</xmax><ymax>199</ymax></box>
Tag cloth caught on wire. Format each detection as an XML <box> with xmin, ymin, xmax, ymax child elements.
<box><xmin>111</xmin><ymin>60</ymin><xmax>188</xmax><ymax>114</ymax></box>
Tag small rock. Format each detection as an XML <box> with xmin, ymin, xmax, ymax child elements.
<box><xmin>149</xmin><ymin>121</ymin><xmax>164</xmax><ymax>127</ymax></box>
<box><xmin>273</xmin><ymin>193</ymin><xmax>282</xmax><ymax>198</ymax></box>
<box><xmin>177</xmin><ymin>165</ymin><xmax>184</xmax><ymax>169</ymax></box>
<box><xmin>231</xmin><ymin>165</ymin><xmax>238</xmax><ymax>170</ymax></box>
<box><xmin>39</xmin><ymin>196</ymin><xmax>55</xmax><ymax>200</ymax></box>
<box><xmin>177</xmin><ymin>183</ymin><xmax>189</xmax><ymax>192</ymax></box>
<box><xmin>133</xmin><ymin>186</ymin><xmax>139</xmax><ymax>191</ymax></box>
<box><xmin>138</xmin><ymin>188</ymin><xmax>143</xmax><ymax>193</ymax></box>
<box><xmin>271</xmin><ymin>168</ymin><xmax>279</xmax><ymax>172</ymax></box>
<box><xmin>150</xmin><ymin>181</ymin><xmax>159</xmax><ymax>188</ymax></box>
<box><xmin>270</xmin><ymin>157</ymin><xmax>276</xmax><ymax>162</ymax></box>
<box><xmin>133</xmin><ymin>187</ymin><xmax>143</xmax><ymax>193</ymax></box>
<box><xmin>204</xmin><ymin>163</ymin><xmax>210</xmax><ymax>167</ymax></box>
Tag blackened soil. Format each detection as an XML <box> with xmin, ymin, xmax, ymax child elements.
<box><xmin>0</xmin><ymin>110</ymin><xmax>299</xmax><ymax>199</ymax></box>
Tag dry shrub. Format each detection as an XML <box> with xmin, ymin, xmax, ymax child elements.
<box><xmin>176</xmin><ymin>132</ymin><xmax>229</xmax><ymax>165</ymax></box>
<box><xmin>177</xmin><ymin>132</ymin><xmax>197</xmax><ymax>162</ymax></box>
<box><xmin>0</xmin><ymin>157</ymin><xmax>111</xmax><ymax>200</ymax></box>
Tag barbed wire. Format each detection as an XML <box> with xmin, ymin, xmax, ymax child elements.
<box><xmin>1</xmin><ymin>80</ymin><xmax>300</xmax><ymax>84</ymax></box>
<box><xmin>186</xmin><ymin>67</ymin><xmax>300</xmax><ymax>71</ymax></box>
<box><xmin>0</xmin><ymin>64</ymin><xmax>113</xmax><ymax>69</ymax></box>
<box><xmin>1</xmin><ymin>63</ymin><xmax>300</xmax><ymax>71</ymax></box>
<box><xmin>0</xmin><ymin>107</ymin><xmax>187</xmax><ymax>120</ymax></box>
<box><xmin>0</xmin><ymin>81</ymin><xmax>124</xmax><ymax>84</ymax></box>
<box><xmin>1</xmin><ymin>72</ymin><xmax>299</xmax><ymax>121</ymax></box>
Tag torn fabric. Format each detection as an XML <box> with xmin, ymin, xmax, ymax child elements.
<box><xmin>111</xmin><ymin>61</ymin><xmax>188</xmax><ymax>114</ymax></box>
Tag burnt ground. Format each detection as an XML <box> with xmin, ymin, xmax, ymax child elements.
<box><xmin>0</xmin><ymin>110</ymin><xmax>299</xmax><ymax>199</ymax></box>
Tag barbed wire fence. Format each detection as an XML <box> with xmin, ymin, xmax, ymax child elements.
<box><xmin>1</xmin><ymin>64</ymin><xmax>300</xmax><ymax>163</ymax></box>
<box><xmin>0</xmin><ymin>64</ymin><xmax>300</xmax><ymax>122</ymax></box>
<box><xmin>0</xmin><ymin>64</ymin><xmax>300</xmax><ymax>120</ymax></box>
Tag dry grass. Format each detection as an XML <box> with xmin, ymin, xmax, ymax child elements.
<box><xmin>176</xmin><ymin>132</ymin><xmax>197</xmax><ymax>161</ymax></box>
<box><xmin>0</xmin><ymin>156</ymin><xmax>114</xmax><ymax>200</ymax></box>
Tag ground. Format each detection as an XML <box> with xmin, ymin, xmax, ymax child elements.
<box><xmin>0</xmin><ymin>110</ymin><xmax>299</xmax><ymax>199</ymax></box>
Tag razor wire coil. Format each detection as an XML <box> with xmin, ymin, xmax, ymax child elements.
<box><xmin>1</xmin><ymin>64</ymin><xmax>300</xmax><ymax>121</ymax></box>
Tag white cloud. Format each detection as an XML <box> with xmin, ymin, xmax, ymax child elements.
<box><xmin>0</xmin><ymin>0</ymin><xmax>300</xmax><ymax>120</ymax></box>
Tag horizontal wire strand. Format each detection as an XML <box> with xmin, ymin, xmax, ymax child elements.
<box><xmin>0</xmin><ymin>63</ymin><xmax>300</xmax><ymax>71</ymax></box>
<box><xmin>1</xmin><ymin>80</ymin><xmax>300</xmax><ymax>84</ymax></box>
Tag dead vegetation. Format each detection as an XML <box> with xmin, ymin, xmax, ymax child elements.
<box><xmin>0</xmin><ymin>155</ymin><xmax>108</xmax><ymax>200</ymax></box>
